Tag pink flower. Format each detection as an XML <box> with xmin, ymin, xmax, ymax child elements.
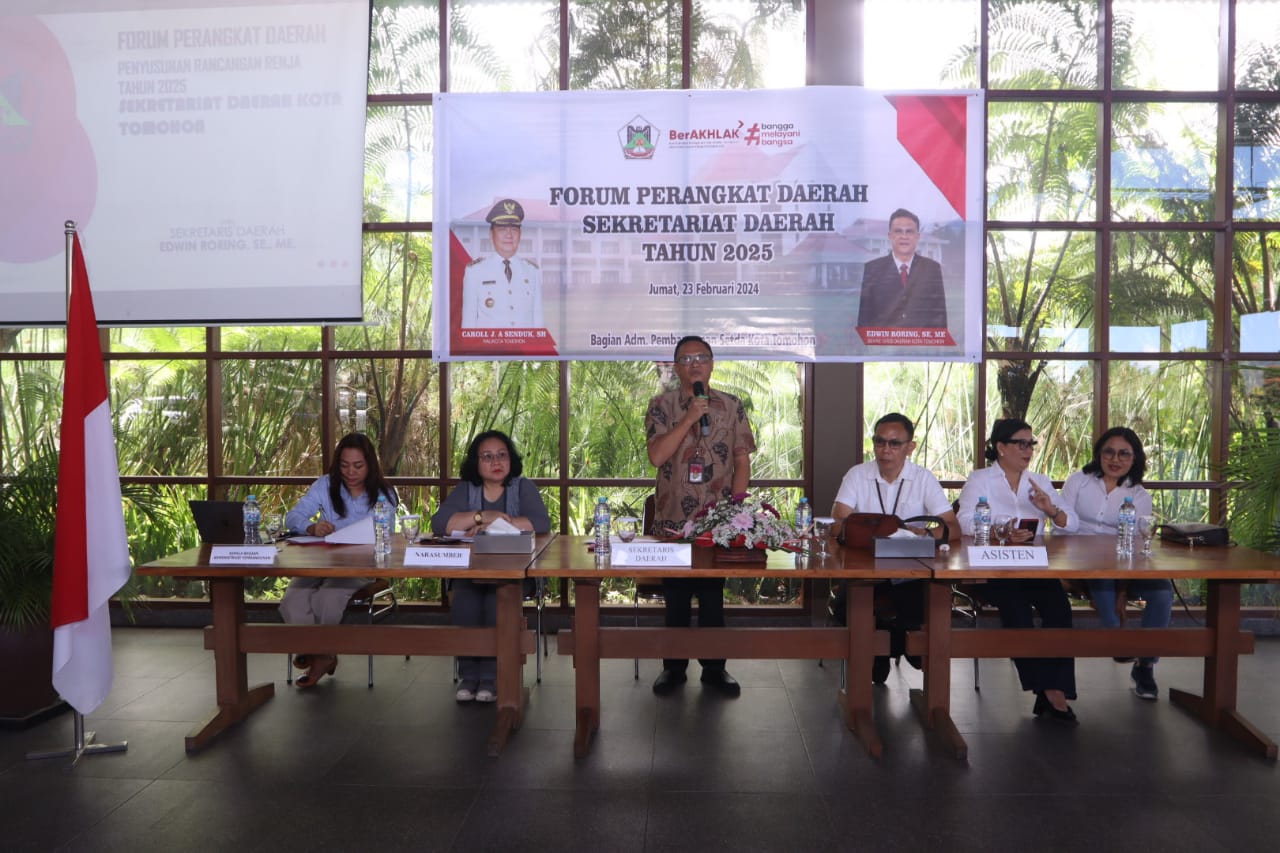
<box><xmin>682</xmin><ymin>520</ymin><xmax>695</xmax><ymax>538</ymax></box>
<box><xmin>731</xmin><ymin>510</ymin><xmax>754</xmax><ymax>530</ymax></box>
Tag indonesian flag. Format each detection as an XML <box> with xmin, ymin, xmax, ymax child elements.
<box><xmin>50</xmin><ymin>233</ymin><xmax>131</xmax><ymax>715</ymax></box>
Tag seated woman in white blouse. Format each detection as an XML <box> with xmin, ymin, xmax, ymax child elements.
<box><xmin>958</xmin><ymin>418</ymin><xmax>1080</xmax><ymax>724</ymax></box>
<box><xmin>1059</xmin><ymin>427</ymin><xmax>1171</xmax><ymax>701</ymax></box>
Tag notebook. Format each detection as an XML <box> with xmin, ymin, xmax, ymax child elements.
<box><xmin>189</xmin><ymin>499</ymin><xmax>248</xmax><ymax>544</ymax></box>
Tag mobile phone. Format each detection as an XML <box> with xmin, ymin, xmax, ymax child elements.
<box><xmin>1018</xmin><ymin>518</ymin><xmax>1040</xmax><ymax>535</ymax></box>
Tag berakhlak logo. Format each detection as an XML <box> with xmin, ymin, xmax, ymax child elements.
<box><xmin>744</xmin><ymin>122</ymin><xmax>761</xmax><ymax>145</ymax></box>
<box><xmin>619</xmin><ymin>115</ymin><xmax>657</xmax><ymax>160</ymax></box>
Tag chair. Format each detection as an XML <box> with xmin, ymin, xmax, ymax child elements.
<box><xmin>951</xmin><ymin>584</ymin><xmax>981</xmax><ymax>690</ymax></box>
<box><xmin>633</xmin><ymin>494</ymin><xmax>665</xmax><ymax>678</ymax></box>
<box><xmin>285</xmin><ymin>579</ymin><xmax>398</xmax><ymax>688</ymax></box>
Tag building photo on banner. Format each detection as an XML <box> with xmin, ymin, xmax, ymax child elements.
<box><xmin>433</xmin><ymin>86</ymin><xmax>985</xmax><ymax>363</ymax></box>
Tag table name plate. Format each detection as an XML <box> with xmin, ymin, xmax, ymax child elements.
<box><xmin>405</xmin><ymin>547</ymin><xmax>471</xmax><ymax>567</ymax></box>
<box><xmin>611</xmin><ymin>541</ymin><xmax>692</xmax><ymax>567</ymax></box>
<box><xmin>209</xmin><ymin>545</ymin><xmax>278</xmax><ymax>565</ymax></box>
<box><xmin>966</xmin><ymin>545</ymin><xmax>1049</xmax><ymax>566</ymax></box>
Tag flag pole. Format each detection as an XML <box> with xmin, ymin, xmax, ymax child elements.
<box><xmin>26</xmin><ymin>221</ymin><xmax>128</xmax><ymax>768</ymax></box>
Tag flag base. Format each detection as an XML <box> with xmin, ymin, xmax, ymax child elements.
<box><xmin>26</xmin><ymin>710</ymin><xmax>127</xmax><ymax>768</ymax></box>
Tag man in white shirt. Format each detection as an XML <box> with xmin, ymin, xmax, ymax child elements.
<box><xmin>831</xmin><ymin>412</ymin><xmax>960</xmax><ymax>683</ymax></box>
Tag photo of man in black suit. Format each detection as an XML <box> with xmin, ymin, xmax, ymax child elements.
<box><xmin>856</xmin><ymin>208</ymin><xmax>948</xmax><ymax>330</ymax></box>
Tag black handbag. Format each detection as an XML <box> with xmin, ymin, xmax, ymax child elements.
<box><xmin>1158</xmin><ymin>522</ymin><xmax>1230</xmax><ymax>547</ymax></box>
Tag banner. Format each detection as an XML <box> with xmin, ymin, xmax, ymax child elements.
<box><xmin>433</xmin><ymin>87</ymin><xmax>984</xmax><ymax>362</ymax></box>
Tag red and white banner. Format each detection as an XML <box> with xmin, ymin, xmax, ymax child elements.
<box><xmin>50</xmin><ymin>233</ymin><xmax>131</xmax><ymax>715</ymax></box>
<box><xmin>433</xmin><ymin>87</ymin><xmax>984</xmax><ymax>362</ymax></box>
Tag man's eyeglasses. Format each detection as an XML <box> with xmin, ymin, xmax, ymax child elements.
<box><xmin>479</xmin><ymin>451</ymin><xmax>509</xmax><ymax>464</ymax></box>
<box><xmin>675</xmin><ymin>353</ymin><xmax>712</xmax><ymax>366</ymax></box>
<box><xmin>1003</xmin><ymin>438</ymin><xmax>1038</xmax><ymax>451</ymax></box>
<box><xmin>1101</xmin><ymin>448</ymin><xmax>1134</xmax><ymax>460</ymax></box>
<box><xmin>871</xmin><ymin>436</ymin><xmax>909</xmax><ymax>448</ymax></box>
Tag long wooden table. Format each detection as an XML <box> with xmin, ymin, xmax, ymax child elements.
<box><xmin>137</xmin><ymin>535</ymin><xmax>555</xmax><ymax>756</ymax></box>
<box><xmin>912</xmin><ymin>534</ymin><xmax>1280</xmax><ymax>760</ymax></box>
<box><xmin>529</xmin><ymin>535</ymin><xmax>927</xmax><ymax>759</ymax></box>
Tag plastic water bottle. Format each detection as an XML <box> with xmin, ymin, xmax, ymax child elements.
<box><xmin>795</xmin><ymin>497</ymin><xmax>812</xmax><ymax>539</ymax></box>
<box><xmin>593</xmin><ymin>496</ymin><xmax>612</xmax><ymax>556</ymax></box>
<box><xmin>1117</xmin><ymin>496</ymin><xmax>1136</xmax><ymax>556</ymax></box>
<box><xmin>973</xmin><ymin>496</ymin><xmax>991</xmax><ymax>546</ymax></box>
<box><xmin>242</xmin><ymin>494</ymin><xmax>262</xmax><ymax>544</ymax></box>
<box><xmin>373</xmin><ymin>496</ymin><xmax>393</xmax><ymax>555</ymax></box>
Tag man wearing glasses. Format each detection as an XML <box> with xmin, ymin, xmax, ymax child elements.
<box><xmin>855</xmin><ymin>208</ymin><xmax>948</xmax><ymax>330</ymax></box>
<box><xmin>644</xmin><ymin>335</ymin><xmax>756</xmax><ymax>697</ymax></box>
<box><xmin>461</xmin><ymin>198</ymin><xmax>544</xmax><ymax>329</ymax></box>
<box><xmin>830</xmin><ymin>412</ymin><xmax>960</xmax><ymax>684</ymax></box>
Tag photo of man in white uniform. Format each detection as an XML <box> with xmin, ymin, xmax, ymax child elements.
<box><xmin>460</xmin><ymin>198</ymin><xmax>544</xmax><ymax>329</ymax></box>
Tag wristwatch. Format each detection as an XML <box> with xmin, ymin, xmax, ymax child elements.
<box><xmin>474</xmin><ymin>511</ymin><xmax>484</xmax><ymax>525</ymax></box>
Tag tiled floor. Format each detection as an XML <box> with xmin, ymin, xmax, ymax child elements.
<box><xmin>4</xmin><ymin>626</ymin><xmax>1280</xmax><ymax>852</ymax></box>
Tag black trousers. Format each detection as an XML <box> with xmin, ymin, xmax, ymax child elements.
<box><xmin>661</xmin><ymin>576</ymin><xmax>726</xmax><ymax>673</ymax></box>
<box><xmin>981</xmin><ymin>578</ymin><xmax>1077</xmax><ymax>698</ymax></box>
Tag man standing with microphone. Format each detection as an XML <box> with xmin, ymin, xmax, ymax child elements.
<box><xmin>644</xmin><ymin>335</ymin><xmax>756</xmax><ymax>697</ymax></box>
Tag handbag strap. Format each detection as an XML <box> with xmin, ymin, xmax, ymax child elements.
<box><xmin>901</xmin><ymin>514</ymin><xmax>949</xmax><ymax>547</ymax></box>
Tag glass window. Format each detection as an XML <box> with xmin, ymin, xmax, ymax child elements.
<box><xmin>985</xmin><ymin>358</ymin><xmax>1094</xmax><ymax>480</ymax></box>
<box><xmin>0</xmin><ymin>360</ymin><xmax>64</xmax><ymax>474</ymax></box>
<box><xmin>451</xmin><ymin>0</ymin><xmax>559</xmax><ymax>92</ymax></box>
<box><xmin>366</xmin><ymin>105</ymin><xmax>434</xmax><ymax>224</ymax></box>
<box><xmin>1231</xmin><ymin>231</ymin><xmax>1280</xmax><ymax>351</ymax></box>
<box><xmin>984</xmin><ymin>0</ymin><xmax>1101</xmax><ymax>90</ymax></box>
<box><xmin>220</xmin><ymin>358</ymin><xmax>323</xmax><ymax>478</ymax></box>
<box><xmin>448</xmin><ymin>360</ymin><xmax>561</xmax><ymax>478</ymax></box>
<box><xmin>1108</xmin><ymin>359</ymin><xmax>1213</xmax><ymax>482</ymax></box>
<box><xmin>332</xmin><ymin>357</ymin><xmax>440</xmax><ymax>477</ymax></box>
<box><xmin>370</xmin><ymin>2</ymin><xmax>441</xmax><ymax>94</ymax></box>
<box><xmin>1111</xmin><ymin>102</ymin><xmax>1217</xmax><ymax>222</ymax></box>
<box><xmin>697</xmin><ymin>0</ymin><xmax>807</xmax><ymax>89</ymax></box>
<box><xmin>568</xmin><ymin>360</ymin><xmax>660</xmax><ymax>479</ymax></box>
<box><xmin>1236</xmin><ymin>0</ymin><xmax>1280</xmax><ymax>92</ymax></box>
<box><xmin>568</xmin><ymin>0</ymin><xmax>683</xmax><ymax>90</ymax></box>
<box><xmin>863</xmin><ymin>362</ymin><xmax>977</xmax><ymax>482</ymax></box>
<box><xmin>1110</xmin><ymin>231</ymin><xmax>1214</xmax><ymax>352</ymax></box>
<box><xmin>113</xmin><ymin>359</ymin><xmax>208</xmax><ymax>477</ymax></box>
<box><xmin>1113</xmin><ymin>0</ymin><xmax>1218</xmax><ymax>91</ymax></box>
<box><xmin>987</xmin><ymin>101</ymin><xmax>1099</xmax><ymax>222</ymax></box>
<box><xmin>864</xmin><ymin>0</ymin><xmax>980</xmax><ymax>89</ymax></box>
<box><xmin>986</xmin><ymin>230</ymin><xmax>1097</xmax><ymax>354</ymax></box>
<box><xmin>1234</xmin><ymin>103</ymin><xmax>1280</xmax><ymax>221</ymax></box>
<box><xmin>338</xmin><ymin>232</ymin><xmax>434</xmax><ymax>351</ymax></box>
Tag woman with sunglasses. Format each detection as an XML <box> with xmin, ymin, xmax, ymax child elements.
<box><xmin>1060</xmin><ymin>427</ymin><xmax>1170</xmax><ymax>700</ymax></box>
<box><xmin>958</xmin><ymin>418</ymin><xmax>1081</xmax><ymax>723</ymax></box>
<box><xmin>431</xmin><ymin>430</ymin><xmax>550</xmax><ymax>703</ymax></box>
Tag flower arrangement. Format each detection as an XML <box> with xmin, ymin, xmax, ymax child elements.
<box><xmin>682</xmin><ymin>492</ymin><xmax>795</xmax><ymax>551</ymax></box>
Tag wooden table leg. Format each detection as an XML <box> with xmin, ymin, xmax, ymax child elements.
<box><xmin>838</xmin><ymin>582</ymin><xmax>882</xmax><ymax>760</ymax></box>
<box><xmin>1169</xmin><ymin>580</ymin><xmax>1277</xmax><ymax>759</ymax></box>
<box><xmin>185</xmin><ymin>577</ymin><xmax>274</xmax><ymax>752</ymax></box>
<box><xmin>572</xmin><ymin>579</ymin><xmax>602</xmax><ymax>760</ymax></box>
<box><xmin>910</xmin><ymin>580</ymin><xmax>966</xmax><ymax>760</ymax></box>
<box><xmin>488</xmin><ymin>580</ymin><xmax>526</xmax><ymax>757</ymax></box>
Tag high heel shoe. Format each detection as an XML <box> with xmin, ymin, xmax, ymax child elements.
<box><xmin>296</xmin><ymin>655</ymin><xmax>337</xmax><ymax>689</ymax></box>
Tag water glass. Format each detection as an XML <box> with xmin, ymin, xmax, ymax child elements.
<box><xmin>262</xmin><ymin>512</ymin><xmax>284</xmax><ymax>544</ymax></box>
<box><xmin>812</xmin><ymin>516</ymin><xmax>835</xmax><ymax>558</ymax></box>
<box><xmin>400</xmin><ymin>514</ymin><xmax>421</xmax><ymax>545</ymax></box>
<box><xmin>615</xmin><ymin>516</ymin><xmax>639</xmax><ymax>542</ymax></box>
<box><xmin>992</xmin><ymin>515</ymin><xmax>1014</xmax><ymax>546</ymax></box>
<box><xmin>1138</xmin><ymin>515</ymin><xmax>1156</xmax><ymax>555</ymax></box>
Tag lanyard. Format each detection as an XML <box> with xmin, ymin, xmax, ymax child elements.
<box><xmin>875</xmin><ymin>479</ymin><xmax>903</xmax><ymax>516</ymax></box>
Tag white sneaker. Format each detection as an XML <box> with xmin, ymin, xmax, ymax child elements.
<box><xmin>455</xmin><ymin>680</ymin><xmax>478</xmax><ymax>702</ymax></box>
<box><xmin>475</xmin><ymin>682</ymin><xmax>497</xmax><ymax>703</ymax></box>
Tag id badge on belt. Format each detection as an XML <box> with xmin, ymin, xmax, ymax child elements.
<box><xmin>688</xmin><ymin>453</ymin><xmax>704</xmax><ymax>484</ymax></box>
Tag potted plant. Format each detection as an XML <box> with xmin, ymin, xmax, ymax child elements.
<box><xmin>0</xmin><ymin>441</ymin><xmax>62</xmax><ymax>724</ymax></box>
<box><xmin>0</xmin><ymin>438</ymin><xmax>164</xmax><ymax>724</ymax></box>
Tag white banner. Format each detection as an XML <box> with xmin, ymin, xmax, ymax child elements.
<box><xmin>433</xmin><ymin>87</ymin><xmax>984</xmax><ymax>362</ymax></box>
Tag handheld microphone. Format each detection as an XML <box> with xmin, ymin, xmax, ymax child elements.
<box><xmin>692</xmin><ymin>381</ymin><xmax>710</xmax><ymax>436</ymax></box>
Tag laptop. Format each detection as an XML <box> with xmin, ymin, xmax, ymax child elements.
<box><xmin>189</xmin><ymin>499</ymin><xmax>248</xmax><ymax>544</ymax></box>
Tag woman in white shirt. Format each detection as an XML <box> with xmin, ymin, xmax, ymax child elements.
<box><xmin>957</xmin><ymin>418</ymin><xmax>1079</xmax><ymax>724</ymax></box>
<box><xmin>1059</xmin><ymin>427</ymin><xmax>1171</xmax><ymax>700</ymax></box>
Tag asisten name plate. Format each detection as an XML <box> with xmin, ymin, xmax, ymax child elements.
<box><xmin>611</xmin><ymin>541</ymin><xmax>692</xmax><ymax>567</ymax></box>
<box><xmin>966</xmin><ymin>545</ymin><xmax>1049</xmax><ymax>567</ymax></box>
